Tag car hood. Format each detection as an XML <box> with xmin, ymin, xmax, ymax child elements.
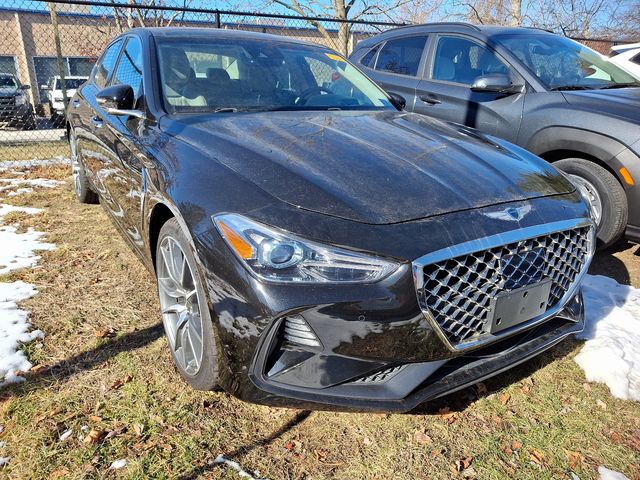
<box><xmin>0</xmin><ymin>87</ymin><xmax>17</xmax><ymax>96</ymax></box>
<box><xmin>161</xmin><ymin>110</ymin><xmax>574</xmax><ymax>225</ymax></box>
<box><xmin>562</xmin><ymin>87</ymin><xmax>640</xmax><ymax>123</ymax></box>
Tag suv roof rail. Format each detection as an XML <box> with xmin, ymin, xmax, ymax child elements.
<box><xmin>386</xmin><ymin>21</ymin><xmax>481</xmax><ymax>32</ymax></box>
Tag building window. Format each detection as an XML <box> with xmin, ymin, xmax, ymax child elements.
<box><xmin>0</xmin><ymin>56</ymin><xmax>18</xmax><ymax>77</ymax></box>
<box><xmin>33</xmin><ymin>56</ymin><xmax>97</xmax><ymax>103</ymax></box>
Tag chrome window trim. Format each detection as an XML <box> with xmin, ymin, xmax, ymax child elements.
<box><xmin>412</xmin><ymin>217</ymin><xmax>595</xmax><ymax>352</ymax></box>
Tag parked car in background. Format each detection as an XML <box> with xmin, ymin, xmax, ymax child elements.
<box><xmin>0</xmin><ymin>72</ymin><xmax>36</xmax><ymax>130</ymax></box>
<box><xmin>609</xmin><ymin>43</ymin><xmax>640</xmax><ymax>79</ymax></box>
<box><xmin>351</xmin><ymin>24</ymin><xmax>640</xmax><ymax>248</ymax></box>
<box><xmin>66</xmin><ymin>28</ymin><xmax>595</xmax><ymax>411</ymax></box>
<box><xmin>42</xmin><ymin>75</ymin><xmax>88</xmax><ymax>124</ymax></box>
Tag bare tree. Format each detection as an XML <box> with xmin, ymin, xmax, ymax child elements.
<box><xmin>395</xmin><ymin>0</ymin><xmax>448</xmax><ymax>24</ymax></box>
<box><xmin>106</xmin><ymin>0</ymin><xmax>191</xmax><ymax>34</ymax></box>
<box><xmin>267</xmin><ymin>0</ymin><xmax>414</xmax><ymax>54</ymax></box>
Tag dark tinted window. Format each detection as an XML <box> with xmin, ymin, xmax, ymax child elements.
<box><xmin>432</xmin><ymin>36</ymin><xmax>509</xmax><ymax>85</ymax></box>
<box><xmin>374</xmin><ymin>36</ymin><xmax>427</xmax><ymax>76</ymax></box>
<box><xmin>632</xmin><ymin>52</ymin><xmax>640</xmax><ymax>66</ymax></box>
<box><xmin>94</xmin><ymin>39</ymin><xmax>123</xmax><ymax>88</ymax></box>
<box><xmin>111</xmin><ymin>37</ymin><xmax>143</xmax><ymax>102</ymax></box>
<box><xmin>360</xmin><ymin>45</ymin><xmax>379</xmax><ymax>67</ymax></box>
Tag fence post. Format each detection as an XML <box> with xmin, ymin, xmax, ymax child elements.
<box><xmin>48</xmin><ymin>2</ymin><xmax>69</xmax><ymax>118</ymax></box>
<box><xmin>215</xmin><ymin>10</ymin><xmax>221</xmax><ymax>28</ymax></box>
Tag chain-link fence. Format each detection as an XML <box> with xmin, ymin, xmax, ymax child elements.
<box><xmin>0</xmin><ymin>0</ymin><xmax>635</xmax><ymax>162</ymax></box>
<box><xmin>0</xmin><ymin>0</ymin><xmax>401</xmax><ymax>161</ymax></box>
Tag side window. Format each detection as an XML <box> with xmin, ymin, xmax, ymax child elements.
<box><xmin>360</xmin><ymin>45</ymin><xmax>380</xmax><ymax>67</ymax></box>
<box><xmin>94</xmin><ymin>39</ymin><xmax>123</xmax><ymax>88</ymax></box>
<box><xmin>374</xmin><ymin>36</ymin><xmax>427</xmax><ymax>76</ymax></box>
<box><xmin>431</xmin><ymin>36</ymin><xmax>509</xmax><ymax>85</ymax></box>
<box><xmin>632</xmin><ymin>52</ymin><xmax>640</xmax><ymax>66</ymax></box>
<box><xmin>111</xmin><ymin>37</ymin><xmax>143</xmax><ymax>102</ymax></box>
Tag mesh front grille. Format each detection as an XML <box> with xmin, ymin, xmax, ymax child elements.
<box><xmin>417</xmin><ymin>226</ymin><xmax>592</xmax><ymax>347</ymax></box>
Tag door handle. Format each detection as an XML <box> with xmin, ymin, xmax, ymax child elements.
<box><xmin>420</xmin><ymin>95</ymin><xmax>442</xmax><ymax>105</ymax></box>
<box><xmin>72</xmin><ymin>99</ymin><xmax>80</xmax><ymax>109</ymax></box>
<box><xmin>90</xmin><ymin>115</ymin><xmax>103</xmax><ymax>128</ymax></box>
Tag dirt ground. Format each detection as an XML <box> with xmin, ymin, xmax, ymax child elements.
<box><xmin>589</xmin><ymin>240</ymin><xmax>640</xmax><ymax>287</ymax></box>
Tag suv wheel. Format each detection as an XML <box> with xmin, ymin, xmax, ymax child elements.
<box><xmin>69</xmin><ymin>129</ymin><xmax>98</xmax><ymax>204</ymax></box>
<box><xmin>156</xmin><ymin>218</ymin><xmax>220</xmax><ymax>390</ymax></box>
<box><xmin>555</xmin><ymin>158</ymin><xmax>627</xmax><ymax>248</ymax></box>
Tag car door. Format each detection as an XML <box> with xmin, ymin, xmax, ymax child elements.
<box><xmin>75</xmin><ymin>38</ymin><xmax>124</xmax><ymax>194</ymax></box>
<box><xmin>415</xmin><ymin>34</ymin><xmax>525</xmax><ymax>142</ymax></box>
<box><xmin>360</xmin><ymin>35</ymin><xmax>429</xmax><ymax>111</ymax></box>
<box><xmin>91</xmin><ymin>35</ymin><xmax>148</xmax><ymax>253</ymax></box>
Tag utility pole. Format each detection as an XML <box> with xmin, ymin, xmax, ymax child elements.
<box><xmin>49</xmin><ymin>3</ymin><xmax>69</xmax><ymax>117</ymax></box>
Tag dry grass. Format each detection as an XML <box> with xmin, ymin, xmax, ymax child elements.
<box><xmin>0</xmin><ymin>166</ymin><xmax>638</xmax><ymax>479</ymax></box>
<box><xmin>0</xmin><ymin>142</ymin><xmax>69</xmax><ymax>162</ymax></box>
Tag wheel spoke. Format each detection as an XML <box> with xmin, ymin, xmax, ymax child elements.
<box><xmin>158</xmin><ymin>276</ymin><xmax>184</xmax><ymax>298</ymax></box>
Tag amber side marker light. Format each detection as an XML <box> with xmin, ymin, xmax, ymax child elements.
<box><xmin>217</xmin><ymin>221</ymin><xmax>255</xmax><ymax>259</ymax></box>
<box><xmin>620</xmin><ymin>167</ymin><xmax>635</xmax><ymax>186</ymax></box>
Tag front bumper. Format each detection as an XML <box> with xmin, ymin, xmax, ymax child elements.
<box><xmin>0</xmin><ymin>102</ymin><xmax>30</xmax><ymax>121</ymax></box>
<box><xmin>194</xmin><ymin>193</ymin><xmax>592</xmax><ymax>411</ymax></box>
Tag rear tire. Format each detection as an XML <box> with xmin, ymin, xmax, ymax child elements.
<box><xmin>156</xmin><ymin>218</ymin><xmax>220</xmax><ymax>391</ymax></box>
<box><xmin>69</xmin><ymin>128</ymin><xmax>98</xmax><ymax>204</ymax></box>
<box><xmin>554</xmin><ymin>158</ymin><xmax>627</xmax><ymax>249</ymax></box>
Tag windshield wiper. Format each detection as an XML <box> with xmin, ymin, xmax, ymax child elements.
<box><xmin>213</xmin><ymin>107</ymin><xmax>238</xmax><ymax>113</ymax></box>
<box><xmin>599</xmin><ymin>82</ymin><xmax>640</xmax><ymax>90</ymax></box>
<box><xmin>549</xmin><ymin>85</ymin><xmax>593</xmax><ymax>91</ymax></box>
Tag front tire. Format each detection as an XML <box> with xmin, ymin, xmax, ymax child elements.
<box><xmin>555</xmin><ymin>158</ymin><xmax>628</xmax><ymax>248</ymax></box>
<box><xmin>69</xmin><ymin>128</ymin><xmax>98</xmax><ymax>204</ymax></box>
<box><xmin>156</xmin><ymin>218</ymin><xmax>220</xmax><ymax>390</ymax></box>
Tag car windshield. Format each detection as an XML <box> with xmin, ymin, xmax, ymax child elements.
<box><xmin>156</xmin><ymin>37</ymin><xmax>394</xmax><ymax>113</ymax></box>
<box><xmin>0</xmin><ymin>75</ymin><xmax>17</xmax><ymax>88</ymax></box>
<box><xmin>54</xmin><ymin>78</ymin><xmax>86</xmax><ymax>89</ymax></box>
<box><xmin>495</xmin><ymin>33</ymin><xmax>638</xmax><ymax>90</ymax></box>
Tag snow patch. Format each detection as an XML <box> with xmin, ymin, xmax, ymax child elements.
<box><xmin>0</xmin><ymin>158</ymin><xmax>69</xmax><ymax>171</ymax></box>
<box><xmin>0</xmin><ymin>226</ymin><xmax>55</xmax><ymax>275</ymax></box>
<box><xmin>0</xmin><ymin>280</ymin><xmax>42</xmax><ymax>386</ymax></box>
<box><xmin>0</xmin><ymin>178</ymin><xmax>63</xmax><ymax>194</ymax></box>
<box><xmin>0</xmin><ymin>204</ymin><xmax>41</xmax><ymax>218</ymax></box>
<box><xmin>109</xmin><ymin>459</ymin><xmax>127</xmax><ymax>470</ymax></box>
<box><xmin>211</xmin><ymin>455</ymin><xmax>266</xmax><ymax>480</ymax></box>
<box><xmin>575</xmin><ymin>275</ymin><xmax>640</xmax><ymax>401</ymax></box>
<box><xmin>599</xmin><ymin>466</ymin><xmax>630</xmax><ymax>480</ymax></box>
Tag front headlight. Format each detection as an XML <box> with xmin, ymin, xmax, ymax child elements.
<box><xmin>14</xmin><ymin>93</ymin><xmax>26</xmax><ymax>106</ymax></box>
<box><xmin>214</xmin><ymin>213</ymin><xmax>398</xmax><ymax>283</ymax></box>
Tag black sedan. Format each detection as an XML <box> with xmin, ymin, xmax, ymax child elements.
<box><xmin>66</xmin><ymin>27</ymin><xmax>594</xmax><ymax>412</ymax></box>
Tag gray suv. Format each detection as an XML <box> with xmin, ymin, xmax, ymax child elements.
<box><xmin>351</xmin><ymin>23</ymin><xmax>640</xmax><ymax>248</ymax></box>
<box><xmin>0</xmin><ymin>73</ymin><xmax>36</xmax><ymax>130</ymax></box>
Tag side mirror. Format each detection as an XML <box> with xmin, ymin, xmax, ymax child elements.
<box><xmin>387</xmin><ymin>91</ymin><xmax>406</xmax><ymax>110</ymax></box>
<box><xmin>96</xmin><ymin>84</ymin><xmax>144</xmax><ymax>118</ymax></box>
<box><xmin>20</xmin><ymin>84</ymin><xmax>30</xmax><ymax>90</ymax></box>
<box><xmin>471</xmin><ymin>74</ymin><xmax>524</xmax><ymax>94</ymax></box>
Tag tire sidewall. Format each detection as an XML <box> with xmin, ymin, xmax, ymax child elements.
<box><xmin>555</xmin><ymin>158</ymin><xmax>628</xmax><ymax>248</ymax></box>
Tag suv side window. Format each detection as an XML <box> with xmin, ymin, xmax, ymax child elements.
<box><xmin>374</xmin><ymin>36</ymin><xmax>427</xmax><ymax>76</ymax></box>
<box><xmin>360</xmin><ymin>45</ymin><xmax>380</xmax><ymax>67</ymax></box>
<box><xmin>94</xmin><ymin>39</ymin><xmax>123</xmax><ymax>88</ymax></box>
<box><xmin>111</xmin><ymin>36</ymin><xmax>143</xmax><ymax>104</ymax></box>
<box><xmin>632</xmin><ymin>52</ymin><xmax>640</xmax><ymax>66</ymax></box>
<box><xmin>431</xmin><ymin>36</ymin><xmax>509</xmax><ymax>85</ymax></box>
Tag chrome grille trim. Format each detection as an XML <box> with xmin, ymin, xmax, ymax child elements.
<box><xmin>412</xmin><ymin>218</ymin><xmax>595</xmax><ymax>352</ymax></box>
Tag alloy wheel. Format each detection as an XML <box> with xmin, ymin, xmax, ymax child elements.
<box><xmin>157</xmin><ymin>236</ymin><xmax>204</xmax><ymax>376</ymax></box>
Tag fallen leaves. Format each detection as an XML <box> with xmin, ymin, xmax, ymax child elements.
<box><xmin>499</xmin><ymin>392</ymin><xmax>511</xmax><ymax>405</ymax></box>
<box><xmin>83</xmin><ymin>429</ymin><xmax>105</xmax><ymax>445</ymax></box>
<box><xmin>413</xmin><ymin>430</ymin><xmax>432</xmax><ymax>445</ymax></box>
<box><xmin>529</xmin><ymin>448</ymin><xmax>546</xmax><ymax>466</ymax></box>
<box><xmin>565</xmin><ymin>450</ymin><xmax>585</xmax><ymax>470</ymax></box>
<box><xmin>109</xmin><ymin>374</ymin><xmax>133</xmax><ymax>390</ymax></box>
<box><xmin>438</xmin><ymin>407</ymin><xmax>457</xmax><ymax>424</ymax></box>
<box><xmin>596</xmin><ymin>399</ymin><xmax>607</xmax><ymax>410</ymax></box>
<box><xmin>95</xmin><ymin>326</ymin><xmax>117</xmax><ymax>338</ymax></box>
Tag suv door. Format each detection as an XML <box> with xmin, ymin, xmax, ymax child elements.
<box><xmin>416</xmin><ymin>34</ymin><xmax>525</xmax><ymax>142</ymax></box>
<box><xmin>359</xmin><ymin>35</ymin><xmax>429</xmax><ymax>111</ymax></box>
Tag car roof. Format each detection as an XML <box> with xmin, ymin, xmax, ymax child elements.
<box><xmin>611</xmin><ymin>42</ymin><xmax>640</xmax><ymax>52</ymax></box>
<box><xmin>353</xmin><ymin>23</ymin><xmax>555</xmax><ymax>50</ymax></box>
<box><xmin>125</xmin><ymin>27</ymin><xmax>324</xmax><ymax>49</ymax></box>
